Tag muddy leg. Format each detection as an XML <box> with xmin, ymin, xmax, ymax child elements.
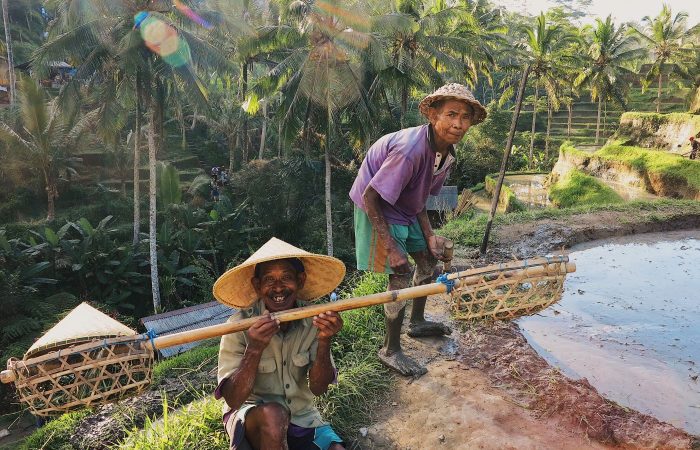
<box><xmin>407</xmin><ymin>249</ymin><xmax>451</xmax><ymax>338</ymax></box>
<box><xmin>378</xmin><ymin>273</ymin><xmax>427</xmax><ymax>377</ymax></box>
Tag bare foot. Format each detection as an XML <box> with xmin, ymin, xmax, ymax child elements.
<box><xmin>407</xmin><ymin>321</ymin><xmax>452</xmax><ymax>338</ymax></box>
<box><xmin>378</xmin><ymin>348</ymin><xmax>427</xmax><ymax>377</ymax></box>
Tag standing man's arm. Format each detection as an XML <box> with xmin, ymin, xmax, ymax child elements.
<box><xmin>309</xmin><ymin>311</ymin><xmax>343</xmax><ymax>395</ymax></box>
<box><xmin>362</xmin><ymin>185</ymin><xmax>411</xmax><ymax>274</ymax></box>
<box><xmin>218</xmin><ymin>314</ymin><xmax>279</xmax><ymax>410</ymax></box>
<box><xmin>416</xmin><ymin>207</ymin><xmax>448</xmax><ymax>261</ymax></box>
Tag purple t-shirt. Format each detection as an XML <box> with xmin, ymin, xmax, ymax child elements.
<box><xmin>349</xmin><ymin>124</ymin><xmax>454</xmax><ymax>225</ymax></box>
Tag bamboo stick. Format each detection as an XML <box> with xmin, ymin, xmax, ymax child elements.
<box><xmin>1</xmin><ymin>259</ymin><xmax>574</xmax><ymax>385</ymax></box>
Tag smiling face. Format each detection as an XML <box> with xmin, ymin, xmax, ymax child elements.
<box><xmin>428</xmin><ymin>99</ymin><xmax>474</xmax><ymax>148</ymax></box>
<box><xmin>252</xmin><ymin>259</ymin><xmax>307</xmax><ymax>313</ymax></box>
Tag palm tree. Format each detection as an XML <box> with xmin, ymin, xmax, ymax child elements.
<box><xmin>576</xmin><ymin>16</ymin><xmax>644</xmax><ymax>144</ymax></box>
<box><xmin>1</xmin><ymin>0</ymin><xmax>15</xmax><ymax>104</ymax></box>
<box><xmin>258</xmin><ymin>0</ymin><xmax>382</xmax><ymax>255</ymax></box>
<box><xmin>36</xmin><ymin>0</ymin><xmax>232</xmax><ymax>312</ymax></box>
<box><xmin>633</xmin><ymin>4</ymin><xmax>696</xmax><ymax>113</ymax></box>
<box><xmin>0</xmin><ymin>78</ymin><xmax>97</xmax><ymax>220</ymax></box>
<box><xmin>381</xmin><ymin>0</ymin><xmax>474</xmax><ymax>126</ymax></box>
<box><xmin>521</xmin><ymin>12</ymin><xmax>576</xmax><ymax>168</ymax></box>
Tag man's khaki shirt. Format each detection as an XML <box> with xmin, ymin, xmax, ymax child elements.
<box><xmin>217</xmin><ymin>299</ymin><xmax>335</xmax><ymax>428</ymax></box>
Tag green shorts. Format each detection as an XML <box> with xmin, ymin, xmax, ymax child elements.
<box><xmin>354</xmin><ymin>206</ymin><xmax>427</xmax><ymax>274</ymax></box>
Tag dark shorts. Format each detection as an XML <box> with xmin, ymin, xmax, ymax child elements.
<box><xmin>225</xmin><ymin>404</ymin><xmax>343</xmax><ymax>450</ymax></box>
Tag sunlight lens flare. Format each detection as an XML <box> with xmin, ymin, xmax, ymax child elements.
<box><xmin>134</xmin><ymin>12</ymin><xmax>191</xmax><ymax>68</ymax></box>
<box><xmin>174</xmin><ymin>0</ymin><xmax>213</xmax><ymax>29</ymax></box>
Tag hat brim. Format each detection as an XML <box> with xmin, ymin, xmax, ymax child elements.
<box><xmin>213</xmin><ymin>253</ymin><xmax>346</xmax><ymax>309</ymax></box>
<box><xmin>419</xmin><ymin>94</ymin><xmax>487</xmax><ymax>125</ymax></box>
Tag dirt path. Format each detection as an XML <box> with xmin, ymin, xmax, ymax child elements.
<box><xmin>358</xmin><ymin>297</ymin><xmax>612</xmax><ymax>450</ymax></box>
<box><xmin>356</xmin><ymin>210</ymin><xmax>700</xmax><ymax>450</ymax></box>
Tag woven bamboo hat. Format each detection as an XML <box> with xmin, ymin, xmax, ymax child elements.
<box><xmin>24</xmin><ymin>302</ymin><xmax>136</xmax><ymax>359</ymax></box>
<box><xmin>419</xmin><ymin>83</ymin><xmax>487</xmax><ymax>124</ymax></box>
<box><xmin>213</xmin><ymin>237</ymin><xmax>346</xmax><ymax>308</ymax></box>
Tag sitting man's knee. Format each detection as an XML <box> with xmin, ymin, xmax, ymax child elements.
<box><xmin>258</xmin><ymin>402</ymin><xmax>290</xmax><ymax>426</ymax></box>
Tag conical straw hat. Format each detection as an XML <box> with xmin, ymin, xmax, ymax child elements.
<box><xmin>419</xmin><ymin>83</ymin><xmax>487</xmax><ymax>124</ymax></box>
<box><xmin>24</xmin><ymin>302</ymin><xmax>136</xmax><ymax>359</ymax></box>
<box><xmin>213</xmin><ymin>237</ymin><xmax>346</xmax><ymax>308</ymax></box>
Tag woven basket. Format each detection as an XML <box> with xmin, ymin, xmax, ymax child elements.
<box><xmin>451</xmin><ymin>261</ymin><xmax>567</xmax><ymax>321</ymax></box>
<box><xmin>8</xmin><ymin>336</ymin><xmax>153</xmax><ymax>416</ymax></box>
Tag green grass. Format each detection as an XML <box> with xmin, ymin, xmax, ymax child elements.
<box><xmin>118</xmin><ymin>397</ymin><xmax>228</xmax><ymax>450</ymax></box>
<box><xmin>151</xmin><ymin>342</ymin><xmax>220</xmax><ymax>386</ymax></box>
<box><xmin>548</xmin><ymin>169</ymin><xmax>624</xmax><ymax>208</ymax></box>
<box><xmin>317</xmin><ymin>272</ymin><xmax>392</xmax><ymax>438</ymax></box>
<box><xmin>17</xmin><ymin>409</ymin><xmax>92</xmax><ymax>450</ymax></box>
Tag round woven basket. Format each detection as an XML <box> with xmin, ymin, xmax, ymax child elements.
<box><xmin>9</xmin><ymin>336</ymin><xmax>153</xmax><ymax>416</ymax></box>
<box><xmin>9</xmin><ymin>302</ymin><xmax>155</xmax><ymax>416</ymax></box>
<box><xmin>451</xmin><ymin>261</ymin><xmax>567</xmax><ymax>321</ymax></box>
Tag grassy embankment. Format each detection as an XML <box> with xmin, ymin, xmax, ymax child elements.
<box><xmin>440</xmin><ymin>199</ymin><xmax>700</xmax><ymax>248</ymax></box>
<box><xmin>560</xmin><ymin>142</ymin><xmax>700</xmax><ymax>196</ymax></box>
<box><xmin>17</xmin><ymin>273</ymin><xmax>391</xmax><ymax>450</ymax></box>
<box><xmin>548</xmin><ymin>169</ymin><xmax>623</xmax><ymax>208</ymax></box>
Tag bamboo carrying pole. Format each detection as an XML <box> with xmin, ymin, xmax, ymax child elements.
<box><xmin>1</xmin><ymin>257</ymin><xmax>574</xmax><ymax>385</ymax></box>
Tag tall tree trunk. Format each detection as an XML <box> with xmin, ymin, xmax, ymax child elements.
<box><xmin>258</xmin><ymin>101</ymin><xmax>267</xmax><ymax>160</ymax></box>
<box><xmin>656</xmin><ymin>72</ymin><xmax>662</xmax><ymax>114</ymax></box>
<box><xmin>241</xmin><ymin>62</ymin><xmax>249</xmax><ymax>164</ymax></box>
<box><xmin>325</xmin><ymin>120</ymin><xmax>333</xmax><ymax>257</ymax></box>
<box><xmin>603</xmin><ymin>100</ymin><xmax>607</xmax><ymax>134</ymax></box>
<box><xmin>278</xmin><ymin>120</ymin><xmax>283</xmax><ymax>157</ymax></box>
<box><xmin>132</xmin><ymin>79</ymin><xmax>142</xmax><ymax>246</ymax></box>
<box><xmin>481</xmin><ymin>65</ymin><xmax>531</xmax><ymax>255</ymax></box>
<box><xmin>2</xmin><ymin>0</ymin><xmax>16</xmax><ymax>105</ymax></box>
<box><xmin>528</xmin><ymin>80</ymin><xmax>538</xmax><ymax>169</ymax></box>
<box><xmin>147</xmin><ymin>107</ymin><xmax>161</xmax><ymax>313</ymax></box>
<box><xmin>567</xmin><ymin>102</ymin><xmax>572</xmax><ymax>138</ymax></box>
<box><xmin>44</xmin><ymin>170</ymin><xmax>56</xmax><ymax>221</ymax></box>
<box><xmin>229</xmin><ymin>133</ymin><xmax>236</xmax><ymax>172</ymax></box>
<box><xmin>545</xmin><ymin>99</ymin><xmax>552</xmax><ymax>159</ymax></box>
<box><xmin>595</xmin><ymin>95</ymin><xmax>602</xmax><ymax>145</ymax></box>
<box><xmin>302</xmin><ymin>100</ymin><xmax>311</xmax><ymax>155</ymax></box>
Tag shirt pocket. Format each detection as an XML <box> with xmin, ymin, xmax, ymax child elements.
<box><xmin>291</xmin><ymin>351</ymin><xmax>311</xmax><ymax>380</ymax></box>
<box><xmin>254</xmin><ymin>358</ymin><xmax>280</xmax><ymax>395</ymax></box>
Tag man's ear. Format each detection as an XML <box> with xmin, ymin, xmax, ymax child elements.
<box><xmin>427</xmin><ymin>107</ymin><xmax>439</xmax><ymax>123</ymax></box>
<box><xmin>251</xmin><ymin>277</ymin><xmax>261</xmax><ymax>294</ymax></box>
<box><xmin>297</xmin><ymin>272</ymin><xmax>307</xmax><ymax>289</ymax></box>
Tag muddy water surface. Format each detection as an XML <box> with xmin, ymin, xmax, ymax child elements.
<box><xmin>518</xmin><ymin>230</ymin><xmax>700</xmax><ymax>434</ymax></box>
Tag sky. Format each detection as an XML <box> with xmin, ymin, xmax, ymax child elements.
<box><xmin>493</xmin><ymin>0</ymin><xmax>700</xmax><ymax>25</ymax></box>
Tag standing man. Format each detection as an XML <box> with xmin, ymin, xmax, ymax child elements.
<box><xmin>690</xmin><ymin>136</ymin><xmax>699</xmax><ymax>160</ymax></box>
<box><xmin>349</xmin><ymin>84</ymin><xmax>486</xmax><ymax>377</ymax></box>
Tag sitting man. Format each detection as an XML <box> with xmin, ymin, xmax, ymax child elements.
<box><xmin>214</xmin><ymin>237</ymin><xmax>347</xmax><ymax>450</ymax></box>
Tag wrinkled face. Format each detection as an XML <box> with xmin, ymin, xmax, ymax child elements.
<box><xmin>428</xmin><ymin>99</ymin><xmax>474</xmax><ymax>146</ymax></box>
<box><xmin>252</xmin><ymin>260</ymin><xmax>306</xmax><ymax>313</ymax></box>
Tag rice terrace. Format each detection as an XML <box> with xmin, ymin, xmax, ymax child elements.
<box><xmin>1</xmin><ymin>0</ymin><xmax>700</xmax><ymax>449</ymax></box>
